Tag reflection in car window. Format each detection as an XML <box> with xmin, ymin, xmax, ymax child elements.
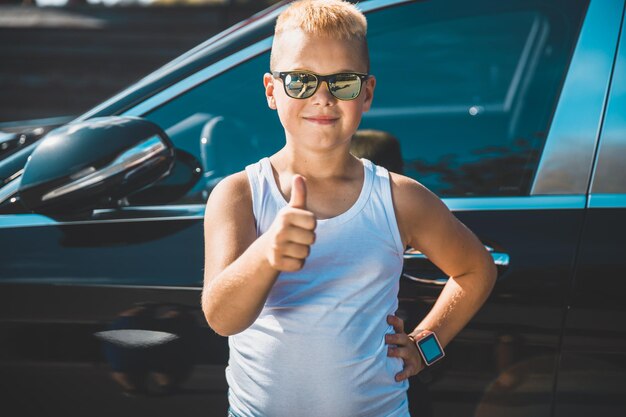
<box><xmin>363</xmin><ymin>0</ymin><xmax>588</xmax><ymax>197</ymax></box>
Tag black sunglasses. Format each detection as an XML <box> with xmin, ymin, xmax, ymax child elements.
<box><xmin>271</xmin><ymin>70</ymin><xmax>370</xmax><ymax>101</ymax></box>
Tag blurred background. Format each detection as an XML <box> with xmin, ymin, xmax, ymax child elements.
<box><xmin>0</xmin><ymin>0</ymin><xmax>282</xmax><ymax>125</ymax></box>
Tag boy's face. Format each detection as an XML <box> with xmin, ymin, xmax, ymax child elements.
<box><xmin>264</xmin><ymin>29</ymin><xmax>376</xmax><ymax>153</ymax></box>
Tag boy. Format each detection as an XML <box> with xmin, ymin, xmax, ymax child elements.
<box><xmin>201</xmin><ymin>1</ymin><xmax>497</xmax><ymax>416</ymax></box>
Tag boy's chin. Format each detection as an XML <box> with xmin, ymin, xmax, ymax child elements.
<box><xmin>288</xmin><ymin>135</ymin><xmax>353</xmax><ymax>151</ymax></box>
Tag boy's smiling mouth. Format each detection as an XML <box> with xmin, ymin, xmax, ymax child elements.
<box><xmin>303</xmin><ymin>115</ymin><xmax>340</xmax><ymax>125</ymax></box>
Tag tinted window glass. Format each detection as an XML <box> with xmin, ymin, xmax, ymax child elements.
<box><xmin>144</xmin><ymin>0</ymin><xmax>588</xmax><ymax>204</ymax></box>
<box><xmin>362</xmin><ymin>0</ymin><xmax>587</xmax><ymax>197</ymax></box>
<box><xmin>144</xmin><ymin>52</ymin><xmax>281</xmax><ymax>204</ymax></box>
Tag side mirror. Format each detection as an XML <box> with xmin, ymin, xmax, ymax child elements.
<box><xmin>125</xmin><ymin>148</ymin><xmax>202</xmax><ymax>206</ymax></box>
<box><xmin>19</xmin><ymin>116</ymin><xmax>175</xmax><ymax>215</ymax></box>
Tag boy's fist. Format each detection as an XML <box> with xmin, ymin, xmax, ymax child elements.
<box><xmin>265</xmin><ymin>175</ymin><xmax>316</xmax><ymax>272</ymax></box>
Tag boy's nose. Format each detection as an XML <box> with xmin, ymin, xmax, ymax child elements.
<box><xmin>311</xmin><ymin>80</ymin><xmax>336</xmax><ymax>105</ymax></box>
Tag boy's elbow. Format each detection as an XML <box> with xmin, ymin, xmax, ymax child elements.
<box><xmin>206</xmin><ymin>316</ymin><xmax>234</xmax><ymax>337</ymax></box>
<box><xmin>203</xmin><ymin>303</ymin><xmax>233</xmax><ymax>337</ymax></box>
<box><xmin>201</xmin><ymin>294</ymin><xmax>248</xmax><ymax>337</ymax></box>
<box><xmin>201</xmin><ymin>295</ymin><xmax>228</xmax><ymax>336</ymax></box>
<box><xmin>206</xmin><ymin>314</ymin><xmax>248</xmax><ymax>337</ymax></box>
<box><xmin>201</xmin><ymin>287</ymin><xmax>223</xmax><ymax>335</ymax></box>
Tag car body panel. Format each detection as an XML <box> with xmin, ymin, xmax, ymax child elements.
<box><xmin>555</xmin><ymin>5</ymin><xmax>626</xmax><ymax>415</ymax></box>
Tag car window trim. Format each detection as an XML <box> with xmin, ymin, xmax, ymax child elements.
<box><xmin>588</xmin><ymin>194</ymin><xmax>626</xmax><ymax>209</ymax></box>
<box><xmin>0</xmin><ymin>195</ymin><xmax>586</xmax><ymax>229</ymax></box>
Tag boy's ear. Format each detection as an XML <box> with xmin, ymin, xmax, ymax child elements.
<box><xmin>263</xmin><ymin>73</ymin><xmax>277</xmax><ymax>110</ymax></box>
<box><xmin>361</xmin><ymin>75</ymin><xmax>376</xmax><ymax>113</ymax></box>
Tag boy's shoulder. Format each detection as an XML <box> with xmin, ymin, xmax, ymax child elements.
<box><xmin>388</xmin><ymin>171</ymin><xmax>441</xmax><ymax>209</ymax></box>
<box><xmin>213</xmin><ymin>169</ymin><xmax>250</xmax><ymax>196</ymax></box>
<box><xmin>388</xmin><ymin>171</ymin><xmax>451</xmax><ymax>246</ymax></box>
<box><xmin>205</xmin><ymin>170</ymin><xmax>252</xmax><ymax>216</ymax></box>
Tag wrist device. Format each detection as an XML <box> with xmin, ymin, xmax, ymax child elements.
<box><xmin>410</xmin><ymin>330</ymin><xmax>445</xmax><ymax>366</ymax></box>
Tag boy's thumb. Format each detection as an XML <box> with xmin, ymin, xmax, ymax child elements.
<box><xmin>289</xmin><ymin>175</ymin><xmax>307</xmax><ymax>209</ymax></box>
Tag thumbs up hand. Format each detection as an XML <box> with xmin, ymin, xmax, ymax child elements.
<box><xmin>265</xmin><ymin>175</ymin><xmax>317</xmax><ymax>272</ymax></box>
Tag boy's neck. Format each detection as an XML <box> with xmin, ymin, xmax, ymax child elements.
<box><xmin>272</xmin><ymin>143</ymin><xmax>361</xmax><ymax>179</ymax></box>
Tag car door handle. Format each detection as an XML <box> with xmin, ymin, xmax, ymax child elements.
<box><xmin>402</xmin><ymin>245</ymin><xmax>509</xmax><ymax>286</ymax></box>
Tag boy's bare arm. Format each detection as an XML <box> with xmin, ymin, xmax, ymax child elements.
<box><xmin>390</xmin><ymin>173</ymin><xmax>498</xmax><ymax>349</ymax></box>
<box><xmin>201</xmin><ymin>172</ymin><xmax>316</xmax><ymax>336</ymax></box>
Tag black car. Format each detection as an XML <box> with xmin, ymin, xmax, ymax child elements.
<box><xmin>1</xmin><ymin>0</ymin><xmax>625</xmax><ymax>416</ymax></box>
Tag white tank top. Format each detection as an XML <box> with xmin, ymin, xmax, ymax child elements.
<box><xmin>226</xmin><ymin>157</ymin><xmax>410</xmax><ymax>417</ymax></box>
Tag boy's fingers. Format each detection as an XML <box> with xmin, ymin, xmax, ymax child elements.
<box><xmin>276</xmin><ymin>256</ymin><xmax>305</xmax><ymax>272</ymax></box>
<box><xmin>390</xmin><ymin>354</ymin><xmax>421</xmax><ymax>382</ymax></box>
<box><xmin>388</xmin><ymin>349</ymin><xmax>422</xmax><ymax>382</ymax></box>
<box><xmin>385</xmin><ymin>333</ymin><xmax>411</xmax><ymax>346</ymax></box>
<box><xmin>387</xmin><ymin>346</ymin><xmax>401</xmax><ymax>358</ymax></box>
<box><xmin>387</xmin><ymin>315</ymin><xmax>404</xmax><ymax>334</ymax></box>
<box><xmin>279</xmin><ymin>226</ymin><xmax>316</xmax><ymax>245</ymax></box>
<box><xmin>289</xmin><ymin>175</ymin><xmax>307</xmax><ymax>209</ymax></box>
<box><xmin>283</xmin><ymin>209</ymin><xmax>316</xmax><ymax>230</ymax></box>
<box><xmin>275</xmin><ymin>242</ymin><xmax>310</xmax><ymax>260</ymax></box>
<box><xmin>395</xmin><ymin>371</ymin><xmax>412</xmax><ymax>382</ymax></box>
<box><xmin>387</xmin><ymin>346</ymin><xmax>417</xmax><ymax>362</ymax></box>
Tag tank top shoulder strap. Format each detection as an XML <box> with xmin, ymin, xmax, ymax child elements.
<box><xmin>368</xmin><ymin>162</ymin><xmax>405</xmax><ymax>257</ymax></box>
<box><xmin>244</xmin><ymin>158</ymin><xmax>284</xmax><ymax>237</ymax></box>
<box><xmin>244</xmin><ymin>159</ymin><xmax>264</xmax><ymax>237</ymax></box>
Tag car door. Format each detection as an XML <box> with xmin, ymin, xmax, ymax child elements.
<box><xmin>554</xmin><ymin>7</ymin><xmax>626</xmax><ymax>417</ymax></box>
<box><xmin>355</xmin><ymin>1</ymin><xmax>620</xmax><ymax>416</ymax></box>
<box><xmin>0</xmin><ymin>203</ymin><xmax>232</xmax><ymax>415</ymax></box>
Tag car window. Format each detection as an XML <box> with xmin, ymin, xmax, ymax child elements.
<box><xmin>144</xmin><ymin>0</ymin><xmax>588</xmax><ymax>204</ymax></box>
<box><xmin>144</xmin><ymin>52</ymin><xmax>280</xmax><ymax>204</ymax></box>
<box><xmin>361</xmin><ymin>0</ymin><xmax>588</xmax><ymax>197</ymax></box>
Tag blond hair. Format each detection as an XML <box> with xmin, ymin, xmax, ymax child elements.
<box><xmin>270</xmin><ymin>0</ymin><xmax>369</xmax><ymax>71</ymax></box>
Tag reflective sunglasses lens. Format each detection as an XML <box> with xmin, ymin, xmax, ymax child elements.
<box><xmin>285</xmin><ymin>72</ymin><xmax>318</xmax><ymax>98</ymax></box>
<box><xmin>329</xmin><ymin>74</ymin><xmax>362</xmax><ymax>100</ymax></box>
